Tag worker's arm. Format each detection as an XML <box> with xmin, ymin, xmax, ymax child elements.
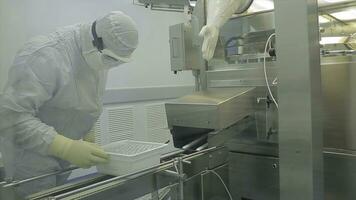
<box><xmin>199</xmin><ymin>0</ymin><xmax>248</xmax><ymax>61</ymax></box>
<box><xmin>0</xmin><ymin>48</ymin><xmax>61</xmax><ymax>155</ymax></box>
<box><xmin>0</xmin><ymin>47</ymin><xmax>109</xmax><ymax>168</ymax></box>
<box><xmin>83</xmin><ymin>129</ymin><xmax>96</xmax><ymax>143</ymax></box>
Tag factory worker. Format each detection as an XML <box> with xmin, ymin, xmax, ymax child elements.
<box><xmin>0</xmin><ymin>11</ymin><xmax>138</xmax><ymax>197</ymax></box>
<box><xmin>199</xmin><ymin>0</ymin><xmax>253</xmax><ymax>60</ymax></box>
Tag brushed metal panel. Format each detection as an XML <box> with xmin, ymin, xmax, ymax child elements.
<box><xmin>166</xmin><ymin>87</ymin><xmax>256</xmax><ymax>130</ymax></box>
<box><xmin>229</xmin><ymin>150</ymin><xmax>356</xmax><ymax>200</ymax></box>
<box><xmin>206</xmin><ymin>57</ymin><xmax>356</xmax><ymax>151</ymax></box>
<box><xmin>229</xmin><ymin>152</ymin><xmax>279</xmax><ymax>200</ymax></box>
<box><xmin>322</xmin><ymin>60</ymin><xmax>356</xmax><ymax>151</ymax></box>
<box><xmin>324</xmin><ymin>150</ymin><xmax>356</xmax><ymax>200</ymax></box>
<box><xmin>0</xmin><ymin>167</ymin><xmax>4</xmax><ymax>182</ymax></box>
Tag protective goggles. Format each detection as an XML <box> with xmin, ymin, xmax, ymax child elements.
<box><xmin>91</xmin><ymin>21</ymin><xmax>132</xmax><ymax>63</ymax></box>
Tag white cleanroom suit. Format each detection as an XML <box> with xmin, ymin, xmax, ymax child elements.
<box><xmin>0</xmin><ymin>11</ymin><xmax>138</xmax><ymax>197</ymax></box>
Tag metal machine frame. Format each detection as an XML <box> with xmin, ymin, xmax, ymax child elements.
<box><xmin>1</xmin><ymin>147</ymin><xmax>230</xmax><ymax>200</ymax></box>
<box><xmin>168</xmin><ymin>0</ymin><xmax>324</xmax><ymax>198</ymax></box>
<box><xmin>167</xmin><ymin>0</ymin><xmax>356</xmax><ymax>199</ymax></box>
<box><xmin>274</xmin><ymin>1</ymin><xmax>324</xmax><ymax>199</ymax></box>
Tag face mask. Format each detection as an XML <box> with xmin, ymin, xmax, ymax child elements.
<box><xmin>83</xmin><ymin>49</ymin><xmax>107</xmax><ymax>71</ymax></box>
<box><xmin>83</xmin><ymin>48</ymin><xmax>126</xmax><ymax>71</ymax></box>
<box><xmin>101</xmin><ymin>50</ymin><xmax>126</xmax><ymax>68</ymax></box>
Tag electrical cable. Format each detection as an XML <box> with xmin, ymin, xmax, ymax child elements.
<box><xmin>207</xmin><ymin>170</ymin><xmax>233</xmax><ymax>200</ymax></box>
<box><xmin>263</xmin><ymin>33</ymin><xmax>278</xmax><ymax>109</ymax></box>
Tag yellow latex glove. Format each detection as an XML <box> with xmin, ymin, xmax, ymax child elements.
<box><xmin>48</xmin><ymin>134</ymin><xmax>109</xmax><ymax>168</ymax></box>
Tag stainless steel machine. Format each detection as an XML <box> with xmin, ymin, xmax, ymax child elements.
<box><xmin>1</xmin><ymin>0</ymin><xmax>356</xmax><ymax>199</ymax></box>
<box><xmin>164</xmin><ymin>0</ymin><xmax>356</xmax><ymax>199</ymax></box>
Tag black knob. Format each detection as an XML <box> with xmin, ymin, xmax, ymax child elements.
<box><xmin>269</xmin><ymin>48</ymin><xmax>276</xmax><ymax>57</ymax></box>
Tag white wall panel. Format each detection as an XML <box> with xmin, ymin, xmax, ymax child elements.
<box><xmin>0</xmin><ymin>0</ymin><xmax>194</xmax><ymax>92</ymax></box>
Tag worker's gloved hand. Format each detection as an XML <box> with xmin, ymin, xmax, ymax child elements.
<box><xmin>199</xmin><ymin>25</ymin><xmax>220</xmax><ymax>61</ymax></box>
<box><xmin>200</xmin><ymin>0</ymin><xmax>252</xmax><ymax>61</ymax></box>
<box><xmin>48</xmin><ymin>134</ymin><xmax>109</xmax><ymax>168</ymax></box>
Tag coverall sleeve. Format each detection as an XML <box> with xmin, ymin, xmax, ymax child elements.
<box><xmin>0</xmin><ymin>48</ymin><xmax>61</xmax><ymax>155</ymax></box>
<box><xmin>199</xmin><ymin>0</ymin><xmax>248</xmax><ymax>60</ymax></box>
<box><xmin>206</xmin><ymin>0</ymin><xmax>244</xmax><ymax>28</ymax></box>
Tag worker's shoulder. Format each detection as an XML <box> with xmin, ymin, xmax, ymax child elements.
<box><xmin>15</xmin><ymin>25</ymin><xmax>80</xmax><ymax>63</ymax></box>
<box><xmin>19</xmin><ymin>35</ymin><xmax>59</xmax><ymax>56</ymax></box>
<box><xmin>13</xmin><ymin>35</ymin><xmax>63</xmax><ymax>68</ymax></box>
<box><xmin>9</xmin><ymin>43</ymin><xmax>65</xmax><ymax>80</ymax></box>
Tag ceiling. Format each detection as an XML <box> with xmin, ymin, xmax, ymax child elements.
<box><xmin>138</xmin><ymin>0</ymin><xmax>356</xmax><ymax>22</ymax></box>
<box><xmin>247</xmin><ymin>0</ymin><xmax>356</xmax><ymax>22</ymax></box>
<box><xmin>249</xmin><ymin>0</ymin><xmax>354</xmax><ymax>11</ymax></box>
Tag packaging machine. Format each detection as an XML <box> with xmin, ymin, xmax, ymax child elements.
<box><xmin>1</xmin><ymin>0</ymin><xmax>356</xmax><ymax>199</ymax></box>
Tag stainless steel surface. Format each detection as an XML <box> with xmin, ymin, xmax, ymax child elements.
<box><xmin>322</xmin><ymin>57</ymin><xmax>356</xmax><ymax>151</ymax></box>
<box><xmin>193</xmin><ymin>0</ymin><xmax>208</xmax><ymax>90</ymax></box>
<box><xmin>169</xmin><ymin>23</ymin><xmax>200</xmax><ymax>72</ymax></box>
<box><xmin>324</xmin><ymin>150</ymin><xmax>356</xmax><ymax>200</ymax></box>
<box><xmin>166</xmin><ymin>87</ymin><xmax>256</xmax><ymax>130</ymax></box>
<box><xmin>207</xmin><ymin>63</ymin><xmax>278</xmax><ymax>87</ymax></box>
<box><xmin>172</xmin><ymin>0</ymin><xmax>354</xmax><ymax>199</ymax></box>
<box><xmin>207</xmin><ymin>116</ymin><xmax>257</xmax><ymax>147</ymax></box>
<box><xmin>161</xmin><ymin>150</ymin><xmax>185</xmax><ymax>160</ymax></box>
<box><xmin>177</xmin><ymin>157</ymin><xmax>185</xmax><ymax>200</ymax></box>
<box><xmin>321</xmin><ymin>23</ymin><xmax>356</xmax><ymax>40</ymax></box>
<box><xmin>204</xmin><ymin>56</ymin><xmax>356</xmax><ymax>149</ymax></box>
<box><xmin>199</xmin><ymin>165</ymin><xmax>230</xmax><ymax>200</ymax></box>
<box><xmin>229</xmin><ymin>150</ymin><xmax>356</xmax><ymax>200</ymax></box>
<box><xmin>135</xmin><ymin>0</ymin><xmax>193</xmax><ymax>11</ymax></box>
<box><xmin>229</xmin><ymin>152</ymin><xmax>279</xmax><ymax>200</ymax></box>
<box><xmin>25</xmin><ymin>147</ymin><xmax>227</xmax><ymax>200</ymax></box>
<box><xmin>53</xmin><ymin>157</ymin><xmax>183</xmax><ymax>199</ymax></box>
<box><xmin>322</xmin><ymin>50</ymin><xmax>356</xmax><ymax>57</ymax></box>
<box><xmin>346</xmin><ymin>33</ymin><xmax>356</xmax><ymax>50</ymax></box>
<box><xmin>182</xmin><ymin>135</ymin><xmax>207</xmax><ymax>150</ymax></box>
<box><xmin>209</xmin><ymin>115</ymin><xmax>279</xmax><ymax>156</ymax></box>
<box><xmin>82</xmin><ymin>147</ymin><xmax>227</xmax><ymax>200</ymax></box>
<box><xmin>158</xmin><ymin>187</ymin><xmax>172</xmax><ymax>200</ymax></box>
<box><xmin>136</xmin><ymin>0</ymin><xmax>356</xmax><ymax>17</ymax></box>
<box><xmin>0</xmin><ymin>154</ymin><xmax>2</xmax><ymax>179</ymax></box>
<box><xmin>0</xmin><ymin>167</ymin><xmax>79</xmax><ymax>200</ymax></box>
<box><xmin>0</xmin><ymin>167</ymin><xmax>3</xmax><ymax>182</ymax></box>
<box><xmin>208</xmin><ymin>12</ymin><xmax>275</xmax><ymax>64</ymax></box>
<box><xmin>138</xmin><ymin>0</ymin><xmax>189</xmax><ymax>6</ymax></box>
<box><xmin>165</xmin><ymin>0</ymin><xmax>206</xmax><ymax>89</ymax></box>
<box><xmin>275</xmin><ymin>0</ymin><xmax>324</xmax><ymax>199</ymax></box>
<box><xmin>0</xmin><ymin>182</ymin><xmax>16</xmax><ymax>200</ymax></box>
<box><xmin>209</xmin><ymin>7</ymin><xmax>355</xmax><ymax>64</ymax></box>
<box><xmin>3</xmin><ymin>167</ymin><xmax>78</xmax><ymax>188</ymax></box>
<box><xmin>55</xmin><ymin>171</ymin><xmax>176</xmax><ymax>200</ymax></box>
<box><xmin>196</xmin><ymin>143</ymin><xmax>208</xmax><ymax>151</ymax></box>
<box><xmin>169</xmin><ymin>23</ymin><xmax>185</xmax><ymax>71</ymax></box>
<box><xmin>319</xmin><ymin>1</ymin><xmax>356</xmax><ymax>14</ymax></box>
<box><xmin>26</xmin><ymin>175</ymin><xmax>111</xmax><ymax>200</ymax></box>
